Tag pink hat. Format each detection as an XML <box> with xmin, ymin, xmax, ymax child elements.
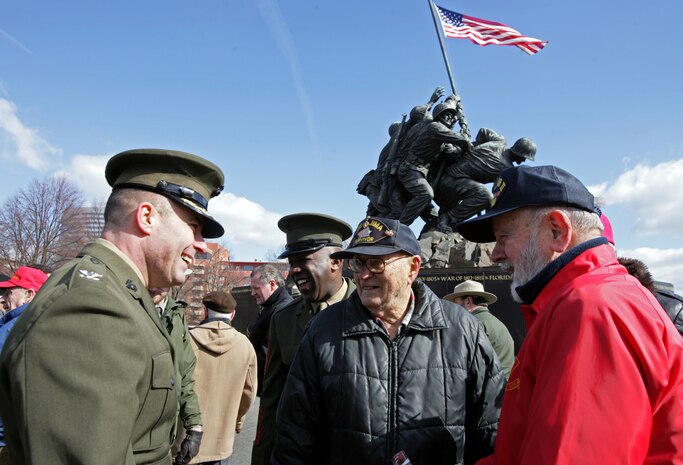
<box><xmin>0</xmin><ymin>266</ymin><xmax>49</xmax><ymax>291</ymax></box>
<box><xmin>600</xmin><ymin>212</ymin><xmax>615</xmax><ymax>245</ymax></box>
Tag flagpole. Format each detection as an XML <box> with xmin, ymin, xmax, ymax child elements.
<box><xmin>427</xmin><ymin>0</ymin><xmax>470</xmax><ymax>139</ymax></box>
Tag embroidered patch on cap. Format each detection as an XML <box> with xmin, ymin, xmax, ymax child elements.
<box><xmin>350</xmin><ymin>218</ymin><xmax>394</xmax><ymax>247</ymax></box>
<box><xmin>490</xmin><ymin>177</ymin><xmax>506</xmax><ymax>208</ymax></box>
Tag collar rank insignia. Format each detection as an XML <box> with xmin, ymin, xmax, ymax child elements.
<box><xmin>79</xmin><ymin>270</ymin><xmax>103</xmax><ymax>281</ymax></box>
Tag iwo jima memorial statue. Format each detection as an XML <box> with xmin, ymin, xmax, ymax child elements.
<box><xmin>356</xmin><ymin>87</ymin><xmax>535</xmax><ymax>350</ymax></box>
<box><xmin>226</xmin><ymin>4</ymin><xmax>549</xmax><ymax>354</ymax></box>
<box><xmin>354</xmin><ymin>1</ymin><xmax>549</xmax><ymax>353</ymax></box>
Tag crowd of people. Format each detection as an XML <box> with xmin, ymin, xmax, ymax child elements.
<box><xmin>0</xmin><ymin>147</ymin><xmax>680</xmax><ymax>465</ymax></box>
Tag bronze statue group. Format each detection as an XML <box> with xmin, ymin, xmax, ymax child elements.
<box><xmin>358</xmin><ymin>87</ymin><xmax>536</xmax><ymax>235</ymax></box>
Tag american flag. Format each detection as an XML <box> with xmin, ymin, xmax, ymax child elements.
<box><xmin>435</xmin><ymin>4</ymin><xmax>547</xmax><ymax>56</ymax></box>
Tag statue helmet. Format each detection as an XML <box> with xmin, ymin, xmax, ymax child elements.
<box><xmin>510</xmin><ymin>138</ymin><xmax>537</xmax><ymax>161</ymax></box>
<box><xmin>432</xmin><ymin>100</ymin><xmax>458</xmax><ymax>121</ymax></box>
<box><xmin>388</xmin><ymin>121</ymin><xmax>402</xmax><ymax>138</ymax></box>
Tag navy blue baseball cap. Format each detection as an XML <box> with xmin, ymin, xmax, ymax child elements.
<box><xmin>331</xmin><ymin>217</ymin><xmax>421</xmax><ymax>258</ymax></box>
<box><xmin>457</xmin><ymin>165</ymin><xmax>597</xmax><ymax>243</ymax></box>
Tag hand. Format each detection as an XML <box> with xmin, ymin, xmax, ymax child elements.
<box><xmin>430</xmin><ymin>86</ymin><xmax>446</xmax><ymax>103</ymax></box>
<box><xmin>174</xmin><ymin>429</ymin><xmax>203</xmax><ymax>465</ymax></box>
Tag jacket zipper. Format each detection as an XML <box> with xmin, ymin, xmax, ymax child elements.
<box><xmin>387</xmin><ymin>333</ymin><xmax>400</xmax><ymax>460</ymax></box>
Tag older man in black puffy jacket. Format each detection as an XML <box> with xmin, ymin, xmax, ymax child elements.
<box><xmin>273</xmin><ymin>217</ymin><xmax>504</xmax><ymax>465</ymax></box>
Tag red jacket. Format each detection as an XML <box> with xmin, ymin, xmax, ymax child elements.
<box><xmin>478</xmin><ymin>242</ymin><xmax>683</xmax><ymax>465</ymax></box>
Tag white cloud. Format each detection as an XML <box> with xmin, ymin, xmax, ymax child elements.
<box><xmin>586</xmin><ymin>182</ymin><xmax>608</xmax><ymax>201</ymax></box>
<box><xmin>599</xmin><ymin>158</ymin><xmax>683</xmax><ymax>236</ymax></box>
<box><xmin>620</xmin><ymin>247</ymin><xmax>683</xmax><ymax>292</ymax></box>
<box><xmin>54</xmin><ymin>153</ymin><xmax>112</xmax><ymax>201</ymax></box>
<box><xmin>0</xmin><ymin>98</ymin><xmax>60</xmax><ymax>170</ymax></box>
<box><xmin>208</xmin><ymin>192</ymin><xmax>284</xmax><ymax>257</ymax></box>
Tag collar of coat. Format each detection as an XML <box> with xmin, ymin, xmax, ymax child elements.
<box><xmin>515</xmin><ymin>237</ymin><xmax>608</xmax><ymax>305</ymax></box>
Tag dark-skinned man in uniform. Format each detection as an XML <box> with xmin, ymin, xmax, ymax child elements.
<box><xmin>0</xmin><ymin>149</ymin><xmax>225</xmax><ymax>465</ymax></box>
<box><xmin>251</xmin><ymin>213</ymin><xmax>354</xmax><ymax>465</ymax></box>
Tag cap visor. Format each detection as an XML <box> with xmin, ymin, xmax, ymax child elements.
<box><xmin>0</xmin><ymin>280</ymin><xmax>18</xmax><ymax>289</ymax></box>
<box><xmin>167</xmin><ymin>195</ymin><xmax>224</xmax><ymax>239</ymax></box>
<box><xmin>331</xmin><ymin>245</ymin><xmax>403</xmax><ymax>259</ymax></box>
<box><xmin>201</xmin><ymin>215</ymin><xmax>224</xmax><ymax>239</ymax></box>
<box><xmin>278</xmin><ymin>244</ymin><xmax>326</xmax><ymax>259</ymax></box>
<box><xmin>456</xmin><ymin>206</ymin><xmax>519</xmax><ymax>243</ymax></box>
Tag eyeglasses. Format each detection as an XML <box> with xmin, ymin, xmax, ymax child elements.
<box><xmin>347</xmin><ymin>255</ymin><xmax>409</xmax><ymax>274</ymax></box>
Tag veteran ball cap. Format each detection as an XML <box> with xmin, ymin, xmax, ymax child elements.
<box><xmin>278</xmin><ymin>213</ymin><xmax>353</xmax><ymax>259</ymax></box>
<box><xmin>105</xmin><ymin>149</ymin><xmax>225</xmax><ymax>238</ymax></box>
<box><xmin>331</xmin><ymin>217</ymin><xmax>421</xmax><ymax>258</ymax></box>
<box><xmin>0</xmin><ymin>266</ymin><xmax>49</xmax><ymax>291</ymax></box>
<box><xmin>457</xmin><ymin>165</ymin><xmax>597</xmax><ymax>243</ymax></box>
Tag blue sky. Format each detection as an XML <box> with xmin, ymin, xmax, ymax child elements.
<box><xmin>2</xmin><ymin>0</ymin><xmax>683</xmax><ymax>289</ymax></box>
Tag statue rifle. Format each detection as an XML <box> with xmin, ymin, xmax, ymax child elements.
<box><xmin>376</xmin><ymin>113</ymin><xmax>408</xmax><ymax>210</ymax></box>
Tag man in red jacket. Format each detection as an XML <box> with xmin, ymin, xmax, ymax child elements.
<box><xmin>458</xmin><ymin>165</ymin><xmax>683</xmax><ymax>465</ymax></box>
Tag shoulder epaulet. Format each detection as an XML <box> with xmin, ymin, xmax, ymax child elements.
<box><xmin>67</xmin><ymin>254</ymin><xmax>108</xmax><ymax>288</ymax></box>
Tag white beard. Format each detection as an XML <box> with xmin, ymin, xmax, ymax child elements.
<box><xmin>502</xmin><ymin>234</ymin><xmax>553</xmax><ymax>303</ymax></box>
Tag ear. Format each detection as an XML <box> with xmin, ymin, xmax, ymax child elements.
<box><xmin>135</xmin><ymin>203</ymin><xmax>156</xmax><ymax>236</ymax></box>
<box><xmin>330</xmin><ymin>257</ymin><xmax>343</xmax><ymax>272</ymax></box>
<box><xmin>407</xmin><ymin>255</ymin><xmax>421</xmax><ymax>283</ymax></box>
<box><xmin>546</xmin><ymin>209</ymin><xmax>572</xmax><ymax>253</ymax></box>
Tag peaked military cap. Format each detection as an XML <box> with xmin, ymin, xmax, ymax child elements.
<box><xmin>105</xmin><ymin>149</ymin><xmax>225</xmax><ymax>238</ymax></box>
<box><xmin>277</xmin><ymin>213</ymin><xmax>352</xmax><ymax>259</ymax></box>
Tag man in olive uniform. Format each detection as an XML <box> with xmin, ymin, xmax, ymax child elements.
<box><xmin>151</xmin><ymin>288</ymin><xmax>203</xmax><ymax>465</ymax></box>
<box><xmin>443</xmin><ymin>280</ymin><xmax>515</xmax><ymax>378</ymax></box>
<box><xmin>0</xmin><ymin>149</ymin><xmax>225</xmax><ymax>465</ymax></box>
<box><xmin>251</xmin><ymin>213</ymin><xmax>355</xmax><ymax>465</ymax></box>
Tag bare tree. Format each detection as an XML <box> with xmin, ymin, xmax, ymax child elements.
<box><xmin>0</xmin><ymin>176</ymin><xmax>98</xmax><ymax>274</ymax></box>
<box><xmin>173</xmin><ymin>243</ymin><xmax>247</xmax><ymax>303</ymax></box>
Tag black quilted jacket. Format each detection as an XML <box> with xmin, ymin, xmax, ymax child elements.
<box><xmin>273</xmin><ymin>280</ymin><xmax>504</xmax><ymax>465</ymax></box>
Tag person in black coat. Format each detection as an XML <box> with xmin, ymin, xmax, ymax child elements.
<box><xmin>248</xmin><ymin>264</ymin><xmax>292</xmax><ymax>395</ymax></box>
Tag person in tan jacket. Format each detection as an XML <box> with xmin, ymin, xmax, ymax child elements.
<box><xmin>185</xmin><ymin>290</ymin><xmax>257</xmax><ymax>465</ymax></box>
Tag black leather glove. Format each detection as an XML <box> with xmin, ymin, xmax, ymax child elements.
<box><xmin>174</xmin><ymin>429</ymin><xmax>203</xmax><ymax>465</ymax></box>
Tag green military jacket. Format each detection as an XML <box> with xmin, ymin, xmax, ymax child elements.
<box><xmin>0</xmin><ymin>240</ymin><xmax>178</xmax><ymax>465</ymax></box>
<box><xmin>251</xmin><ymin>277</ymin><xmax>356</xmax><ymax>465</ymax></box>
<box><xmin>472</xmin><ymin>306</ymin><xmax>515</xmax><ymax>379</ymax></box>
<box><xmin>161</xmin><ymin>297</ymin><xmax>202</xmax><ymax>430</ymax></box>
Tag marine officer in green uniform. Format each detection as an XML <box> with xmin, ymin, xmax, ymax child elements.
<box><xmin>0</xmin><ymin>149</ymin><xmax>225</xmax><ymax>465</ymax></box>
<box><xmin>151</xmin><ymin>289</ymin><xmax>203</xmax><ymax>464</ymax></box>
<box><xmin>251</xmin><ymin>213</ymin><xmax>355</xmax><ymax>465</ymax></box>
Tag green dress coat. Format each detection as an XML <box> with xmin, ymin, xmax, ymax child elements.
<box><xmin>0</xmin><ymin>240</ymin><xmax>178</xmax><ymax>465</ymax></box>
<box><xmin>161</xmin><ymin>297</ymin><xmax>202</xmax><ymax>431</ymax></box>
<box><xmin>251</xmin><ymin>277</ymin><xmax>356</xmax><ymax>465</ymax></box>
